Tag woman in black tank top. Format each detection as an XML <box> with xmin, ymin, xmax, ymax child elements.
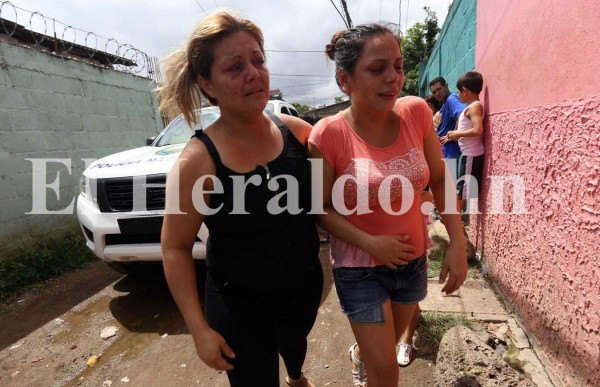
<box><xmin>158</xmin><ymin>11</ymin><xmax>322</xmax><ymax>387</ymax></box>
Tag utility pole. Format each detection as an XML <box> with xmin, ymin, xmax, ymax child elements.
<box><xmin>340</xmin><ymin>0</ymin><xmax>353</xmax><ymax>28</ymax></box>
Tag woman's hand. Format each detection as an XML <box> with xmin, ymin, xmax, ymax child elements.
<box><xmin>439</xmin><ymin>242</ymin><xmax>468</xmax><ymax>294</ymax></box>
<box><xmin>193</xmin><ymin>327</ymin><xmax>236</xmax><ymax>371</ymax></box>
<box><xmin>365</xmin><ymin>234</ymin><xmax>417</xmax><ymax>269</ymax></box>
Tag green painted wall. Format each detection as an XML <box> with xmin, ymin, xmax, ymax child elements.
<box><xmin>0</xmin><ymin>40</ymin><xmax>163</xmax><ymax>257</ymax></box>
<box><xmin>419</xmin><ymin>0</ymin><xmax>477</xmax><ymax>96</ymax></box>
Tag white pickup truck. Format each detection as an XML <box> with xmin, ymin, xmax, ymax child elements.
<box><xmin>77</xmin><ymin>100</ymin><xmax>300</xmax><ymax>273</ymax></box>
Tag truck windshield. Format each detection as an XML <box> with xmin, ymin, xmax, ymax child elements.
<box><xmin>155</xmin><ymin>110</ymin><xmax>221</xmax><ymax>146</ymax></box>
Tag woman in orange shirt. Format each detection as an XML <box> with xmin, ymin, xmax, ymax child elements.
<box><xmin>308</xmin><ymin>23</ymin><xmax>467</xmax><ymax>387</ymax></box>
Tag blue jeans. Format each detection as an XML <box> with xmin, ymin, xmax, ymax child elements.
<box><xmin>333</xmin><ymin>254</ymin><xmax>428</xmax><ymax>324</ymax></box>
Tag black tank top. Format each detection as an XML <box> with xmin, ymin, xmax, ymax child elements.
<box><xmin>193</xmin><ymin>113</ymin><xmax>319</xmax><ymax>291</ymax></box>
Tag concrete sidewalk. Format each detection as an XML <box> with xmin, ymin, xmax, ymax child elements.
<box><xmin>421</xmin><ymin>278</ymin><xmax>509</xmax><ymax>321</ymax></box>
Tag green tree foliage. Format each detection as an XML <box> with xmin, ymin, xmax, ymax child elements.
<box><xmin>291</xmin><ymin>102</ymin><xmax>312</xmax><ymax>113</ymax></box>
<box><xmin>334</xmin><ymin>96</ymin><xmax>348</xmax><ymax>104</ymax></box>
<box><xmin>401</xmin><ymin>7</ymin><xmax>440</xmax><ymax>96</ymax></box>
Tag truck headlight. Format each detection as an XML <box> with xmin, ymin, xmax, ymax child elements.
<box><xmin>79</xmin><ymin>175</ymin><xmax>98</xmax><ymax>205</ymax></box>
<box><xmin>79</xmin><ymin>175</ymin><xmax>88</xmax><ymax>198</ymax></box>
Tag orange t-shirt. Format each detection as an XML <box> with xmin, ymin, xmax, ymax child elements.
<box><xmin>309</xmin><ymin>96</ymin><xmax>432</xmax><ymax>268</ymax></box>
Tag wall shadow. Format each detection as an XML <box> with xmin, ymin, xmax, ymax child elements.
<box><xmin>108</xmin><ymin>263</ymin><xmax>202</xmax><ymax>336</ymax></box>
<box><xmin>474</xmin><ymin>85</ymin><xmax>493</xmax><ymax>259</ymax></box>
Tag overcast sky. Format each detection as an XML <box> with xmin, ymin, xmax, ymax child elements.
<box><xmin>6</xmin><ymin>0</ymin><xmax>452</xmax><ymax>106</ymax></box>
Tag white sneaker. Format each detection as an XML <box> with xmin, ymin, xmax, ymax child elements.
<box><xmin>397</xmin><ymin>343</ymin><xmax>414</xmax><ymax>367</ymax></box>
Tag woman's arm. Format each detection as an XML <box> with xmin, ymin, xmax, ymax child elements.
<box><xmin>433</xmin><ymin>111</ymin><xmax>442</xmax><ymax>129</ymax></box>
<box><xmin>423</xmin><ymin>126</ymin><xmax>468</xmax><ymax>294</ymax></box>
<box><xmin>307</xmin><ymin>144</ymin><xmax>416</xmax><ymax>268</ymax></box>
<box><xmin>161</xmin><ymin>141</ymin><xmax>235</xmax><ymax>371</ymax></box>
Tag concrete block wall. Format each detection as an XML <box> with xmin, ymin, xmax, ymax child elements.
<box><xmin>0</xmin><ymin>40</ymin><xmax>163</xmax><ymax>258</ymax></box>
<box><xmin>418</xmin><ymin>0</ymin><xmax>477</xmax><ymax>96</ymax></box>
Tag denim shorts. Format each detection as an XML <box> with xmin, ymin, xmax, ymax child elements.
<box><xmin>332</xmin><ymin>254</ymin><xmax>428</xmax><ymax>324</ymax></box>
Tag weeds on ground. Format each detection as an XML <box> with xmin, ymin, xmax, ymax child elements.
<box><xmin>427</xmin><ymin>248</ymin><xmax>444</xmax><ymax>278</ymax></box>
<box><xmin>427</xmin><ymin>247</ymin><xmax>482</xmax><ymax>279</ymax></box>
<box><xmin>418</xmin><ymin>311</ymin><xmax>473</xmax><ymax>352</ymax></box>
<box><xmin>0</xmin><ymin>233</ymin><xmax>95</xmax><ymax>303</ymax></box>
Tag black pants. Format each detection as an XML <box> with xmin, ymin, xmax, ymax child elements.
<box><xmin>457</xmin><ymin>154</ymin><xmax>485</xmax><ymax>200</ymax></box>
<box><xmin>204</xmin><ymin>265</ymin><xmax>323</xmax><ymax>386</ymax></box>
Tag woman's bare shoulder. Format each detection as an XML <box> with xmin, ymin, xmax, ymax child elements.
<box><xmin>175</xmin><ymin>137</ymin><xmax>216</xmax><ymax>179</ymax></box>
<box><xmin>276</xmin><ymin>114</ymin><xmax>312</xmax><ymax>144</ymax></box>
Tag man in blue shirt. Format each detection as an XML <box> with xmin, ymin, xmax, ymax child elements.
<box><xmin>429</xmin><ymin>76</ymin><xmax>464</xmax><ymax>159</ymax></box>
<box><xmin>429</xmin><ymin>77</ymin><xmax>464</xmax><ymax>188</ymax></box>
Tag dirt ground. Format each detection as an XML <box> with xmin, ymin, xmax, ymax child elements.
<box><xmin>0</xmin><ymin>245</ymin><xmax>437</xmax><ymax>386</ymax></box>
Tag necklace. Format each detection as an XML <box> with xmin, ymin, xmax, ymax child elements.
<box><xmin>257</xmin><ymin>163</ymin><xmax>270</xmax><ymax>180</ymax></box>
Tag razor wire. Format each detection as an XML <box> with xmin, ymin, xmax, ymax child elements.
<box><xmin>0</xmin><ymin>1</ymin><xmax>160</xmax><ymax>83</ymax></box>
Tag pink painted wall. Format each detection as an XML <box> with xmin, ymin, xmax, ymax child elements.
<box><xmin>476</xmin><ymin>0</ymin><xmax>600</xmax><ymax>114</ymax></box>
<box><xmin>474</xmin><ymin>1</ymin><xmax>600</xmax><ymax>385</ymax></box>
